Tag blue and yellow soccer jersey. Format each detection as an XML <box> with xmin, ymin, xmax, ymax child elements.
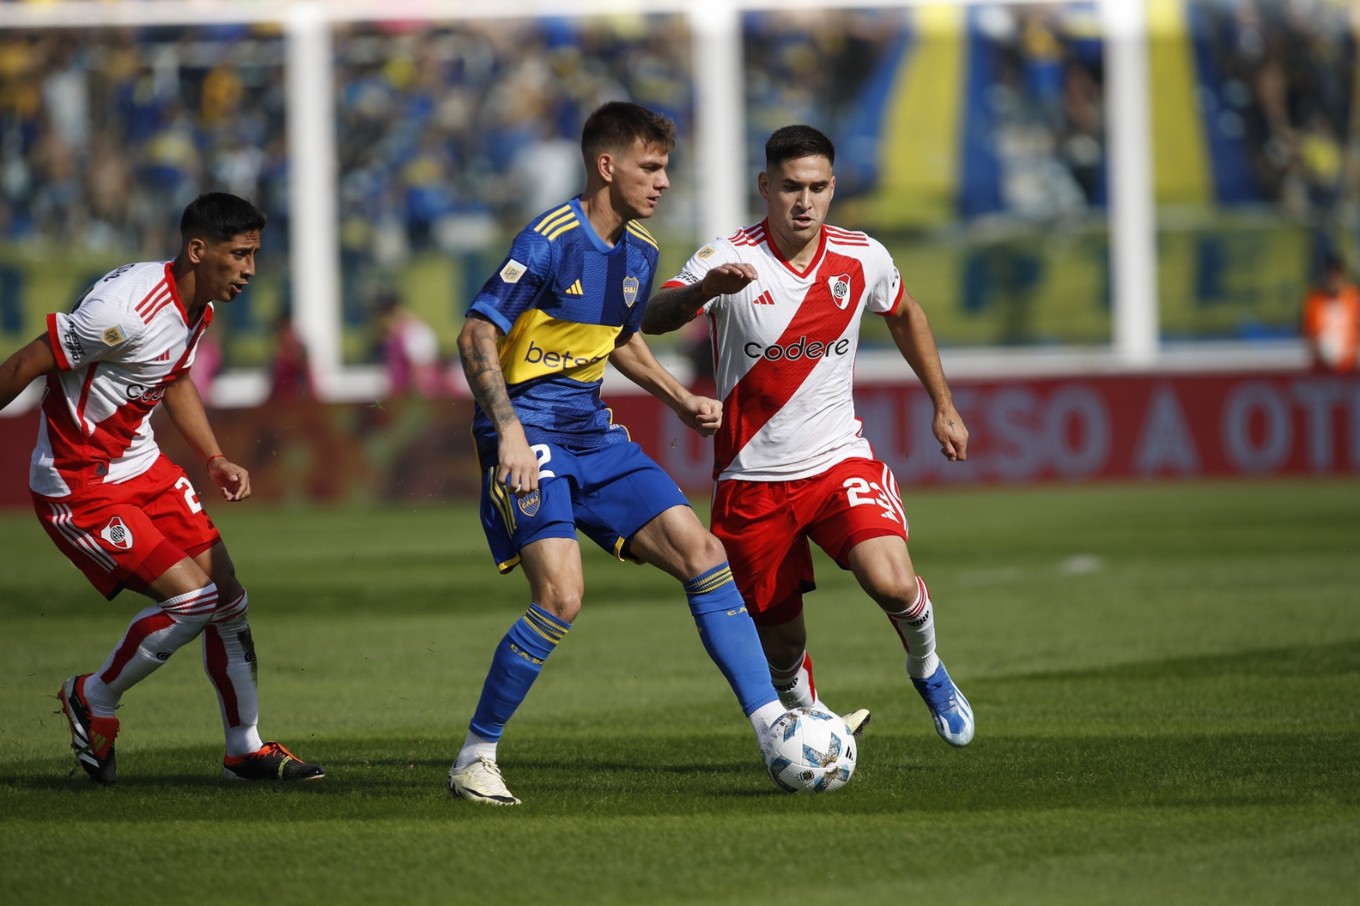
<box><xmin>466</xmin><ymin>197</ymin><xmax>659</xmax><ymax>450</ymax></box>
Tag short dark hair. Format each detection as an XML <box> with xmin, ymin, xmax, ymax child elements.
<box><xmin>581</xmin><ymin>101</ymin><xmax>675</xmax><ymax>164</ymax></box>
<box><xmin>765</xmin><ymin>125</ymin><xmax>836</xmax><ymax>169</ymax></box>
<box><xmin>180</xmin><ymin>192</ymin><xmax>266</xmax><ymax>243</ymax></box>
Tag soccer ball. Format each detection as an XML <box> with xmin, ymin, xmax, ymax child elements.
<box><xmin>763</xmin><ymin>707</ymin><xmax>857</xmax><ymax>794</ymax></box>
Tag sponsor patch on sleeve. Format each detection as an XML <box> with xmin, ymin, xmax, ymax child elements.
<box><xmin>499</xmin><ymin>259</ymin><xmax>527</xmax><ymax>284</ymax></box>
<box><xmin>696</xmin><ymin>245</ymin><xmax>717</xmax><ymax>260</ymax></box>
<box><xmin>62</xmin><ymin>327</ymin><xmax>87</xmax><ymax>362</ymax></box>
<box><xmin>102</xmin><ymin>325</ymin><xmax>127</xmax><ymax>346</ymax></box>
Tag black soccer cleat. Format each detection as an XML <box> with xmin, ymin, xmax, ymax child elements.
<box><xmin>222</xmin><ymin>741</ymin><xmax>325</xmax><ymax>782</ymax></box>
<box><xmin>58</xmin><ymin>675</ymin><xmax>119</xmax><ymax>786</ymax></box>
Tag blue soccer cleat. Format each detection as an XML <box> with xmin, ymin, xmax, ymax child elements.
<box><xmin>911</xmin><ymin>661</ymin><xmax>975</xmax><ymax>747</ymax></box>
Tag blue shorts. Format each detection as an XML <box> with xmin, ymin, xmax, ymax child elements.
<box><xmin>479</xmin><ymin>439</ymin><xmax>690</xmax><ymax>574</ymax></box>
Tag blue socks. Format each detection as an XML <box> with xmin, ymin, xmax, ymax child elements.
<box><xmin>684</xmin><ymin>563</ymin><xmax>781</xmax><ymax>717</ymax></box>
<box><xmin>469</xmin><ymin>603</ymin><xmax>571</xmax><ymax>741</ymax></box>
<box><xmin>467</xmin><ymin>566</ymin><xmax>779</xmax><ymax>745</ymax></box>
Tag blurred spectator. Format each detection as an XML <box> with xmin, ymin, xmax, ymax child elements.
<box><xmin>190</xmin><ymin>329</ymin><xmax>223</xmax><ymax>401</ymax></box>
<box><xmin>374</xmin><ymin>290</ymin><xmax>443</xmax><ymax>397</ymax></box>
<box><xmin>1195</xmin><ymin>0</ymin><xmax>1356</xmax><ymax>217</ymax></box>
<box><xmin>506</xmin><ymin>123</ymin><xmax>582</xmax><ymax>222</ymax></box>
<box><xmin>682</xmin><ymin>318</ymin><xmax>714</xmax><ymax>391</ymax></box>
<box><xmin>266</xmin><ymin>315</ymin><xmax>315</xmax><ymax>401</ymax></box>
<box><xmin>1301</xmin><ymin>255</ymin><xmax>1359</xmax><ymax>373</ymax></box>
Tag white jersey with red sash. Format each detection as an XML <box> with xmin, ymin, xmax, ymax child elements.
<box><xmin>662</xmin><ymin>220</ymin><xmax>904</xmax><ymax>481</ymax></box>
<box><xmin>32</xmin><ymin>261</ymin><xmax>212</xmax><ymax>498</ymax></box>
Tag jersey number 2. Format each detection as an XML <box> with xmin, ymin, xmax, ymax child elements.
<box><xmin>175</xmin><ymin>476</ymin><xmax>204</xmax><ymax>514</ymax></box>
<box><xmin>531</xmin><ymin>444</ymin><xmax>557</xmax><ymax>480</ymax></box>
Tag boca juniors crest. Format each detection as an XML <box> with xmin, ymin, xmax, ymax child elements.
<box><xmin>622</xmin><ymin>276</ymin><xmax>640</xmax><ymax>307</ymax></box>
<box><xmin>516</xmin><ymin>489</ymin><xmax>542</xmax><ymax>517</ymax></box>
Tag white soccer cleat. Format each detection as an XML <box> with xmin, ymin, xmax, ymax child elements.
<box><xmin>448</xmin><ymin>755</ymin><xmax>521</xmax><ymax>806</ymax></box>
<box><xmin>843</xmin><ymin>708</ymin><xmax>872</xmax><ymax>737</ymax></box>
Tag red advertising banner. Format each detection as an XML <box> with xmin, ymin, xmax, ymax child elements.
<box><xmin>614</xmin><ymin>370</ymin><xmax>1360</xmax><ymax>490</ymax></box>
<box><xmin>1</xmin><ymin>371</ymin><xmax>1356</xmax><ymax>508</ymax></box>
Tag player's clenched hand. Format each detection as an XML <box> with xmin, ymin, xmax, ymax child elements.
<box><xmin>701</xmin><ymin>263</ymin><xmax>758</xmax><ymax>297</ymax></box>
<box><xmin>681</xmin><ymin>395</ymin><xmax>723</xmax><ymax>437</ymax></box>
<box><xmin>208</xmin><ymin>457</ymin><xmax>252</xmax><ymax>501</ymax></box>
<box><xmin>497</xmin><ymin>431</ymin><xmax>540</xmax><ymax>497</ymax></box>
<box><xmin>933</xmin><ymin>405</ymin><xmax>969</xmax><ymax>462</ymax></box>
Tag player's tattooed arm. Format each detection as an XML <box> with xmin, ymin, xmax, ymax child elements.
<box><xmin>457</xmin><ymin>314</ymin><xmax>538</xmax><ymax>493</ymax></box>
<box><xmin>642</xmin><ymin>263</ymin><xmax>758</xmax><ymax>335</ymax></box>
<box><xmin>458</xmin><ymin>316</ymin><xmax>516</xmax><ymax>429</ymax></box>
<box><xmin>642</xmin><ymin>282</ymin><xmax>709</xmax><ymax>335</ymax></box>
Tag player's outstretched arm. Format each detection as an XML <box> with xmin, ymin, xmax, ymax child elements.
<box><xmin>885</xmin><ymin>292</ymin><xmax>969</xmax><ymax>462</ymax></box>
<box><xmin>162</xmin><ymin>374</ymin><xmax>252</xmax><ymax>500</ymax></box>
<box><xmin>641</xmin><ymin>263</ymin><xmax>758</xmax><ymax>335</ymax></box>
<box><xmin>609</xmin><ymin>332</ymin><xmax>721</xmax><ymax>436</ymax></box>
<box><xmin>457</xmin><ymin>313</ymin><xmax>538</xmax><ymax>494</ymax></box>
<box><xmin>0</xmin><ymin>335</ymin><xmax>56</xmax><ymax>412</ymax></box>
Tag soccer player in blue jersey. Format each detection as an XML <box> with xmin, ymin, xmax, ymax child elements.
<box><xmin>449</xmin><ymin>102</ymin><xmax>791</xmax><ymax>805</ymax></box>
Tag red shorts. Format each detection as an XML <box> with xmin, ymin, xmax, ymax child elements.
<box><xmin>32</xmin><ymin>454</ymin><xmax>221</xmax><ymax>599</ymax></box>
<box><xmin>712</xmin><ymin>458</ymin><xmax>909</xmax><ymax>626</ymax></box>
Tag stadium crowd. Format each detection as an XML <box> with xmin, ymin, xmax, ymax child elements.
<box><xmin>0</xmin><ymin>2</ymin><xmax>1355</xmax><ymax>352</ymax></box>
<box><xmin>1193</xmin><ymin>0</ymin><xmax>1357</xmax><ymax>220</ymax></box>
<box><xmin>2</xmin><ymin>5</ymin><xmax>1355</xmax><ymax>250</ymax></box>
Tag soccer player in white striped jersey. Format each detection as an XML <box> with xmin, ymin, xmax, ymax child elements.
<box><xmin>0</xmin><ymin>193</ymin><xmax>323</xmax><ymax>784</ymax></box>
<box><xmin>642</xmin><ymin>125</ymin><xmax>975</xmax><ymax>748</ymax></box>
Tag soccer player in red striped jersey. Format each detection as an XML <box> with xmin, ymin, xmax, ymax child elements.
<box><xmin>0</xmin><ymin>193</ymin><xmax>323</xmax><ymax>784</ymax></box>
<box><xmin>642</xmin><ymin>125</ymin><xmax>975</xmax><ymax>747</ymax></box>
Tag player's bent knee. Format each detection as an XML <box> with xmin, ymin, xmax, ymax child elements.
<box><xmin>532</xmin><ymin>588</ymin><xmax>583</xmax><ymax>622</ymax></box>
<box><xmin>141</xmin><ymin>583</ymin><xmax>220</xmax><ymax>655</ymax></box>
<box><xmin>852</xmin><ymin>555</ymin><xmax>918</xmax><ymax>607</ymax></box>
<box><xmin>863</xmin><ymin>572</ymin><xmax>924</xmax><ymax>615</ymax></box>
<box><xmin>687</xmin><ymin>530</ymin><xmax>730</xmax><ymax>573</ymax></box>
<box><xmin>211</xmin><ymin>586</ymin><xmax>249</xmax><ymax>625</ymax></box>
<box><xmin>159</xmin><ymin>582</ymin><xmax>220</xmax><ymax>630</ymax></box>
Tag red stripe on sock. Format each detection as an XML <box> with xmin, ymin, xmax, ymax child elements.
<box><xmin>100</xmin><ymin>611</ymin><xmax>174</xmax><ymax>685</ymax></box>
<box><xmin>203</xmin><ymin>624</ymin><xmax>241</xmax><ymax>726</ymax></box>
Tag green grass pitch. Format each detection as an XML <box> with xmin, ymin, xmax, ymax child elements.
<box><xmin>1</xmin><ymin>479</ymin><xmax>1357</xmax><ymax>904</ymax></box>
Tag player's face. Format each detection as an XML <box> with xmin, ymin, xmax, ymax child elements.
<box><xmin>608</xmin><ymin>139</ymin><xmax>671</xmax><ymax>220</ymax></box>
<box><xmin>759</xmin><ymin>155</ymin><xmax>835</xmax><ymax>254</ymax></box>
<box><xmin>194</xmin><ymin>231</ymin><xmax>261</xmax><ymax>303</ymax></box>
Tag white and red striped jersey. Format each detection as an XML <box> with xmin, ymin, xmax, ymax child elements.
<box><xmin>663</xmin><ymin>220</ymin><xmax>904</xmax><ymax>481</ymax></box>
<box><xmin>31</xmin><ymin>261</ymin><xmax>213</xmax><ymax>497</ymax></box>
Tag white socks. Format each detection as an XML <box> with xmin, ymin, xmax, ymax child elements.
<box><xmin>455</xmin><ymin>732</ymin><xmax>498</xmax><ymax>770</ymax></box>
<box><xmin>887</xmin><ymin>575</ymin><xmax>940</xmax><ymax>679</ymax></box>
<box><xmin>82</xmin><ymin>585</ymin><xmax>219</xmax><ymax>716</ymax></box>
<box><xmin>203</xmin><ymin>590</ymin><xmax>263</xmax><ymax>757</ymax></box>
<box><xmin>769</xmin><ymin>651</ymin><xmax>819</xmax><ymax>710</ymax></box>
